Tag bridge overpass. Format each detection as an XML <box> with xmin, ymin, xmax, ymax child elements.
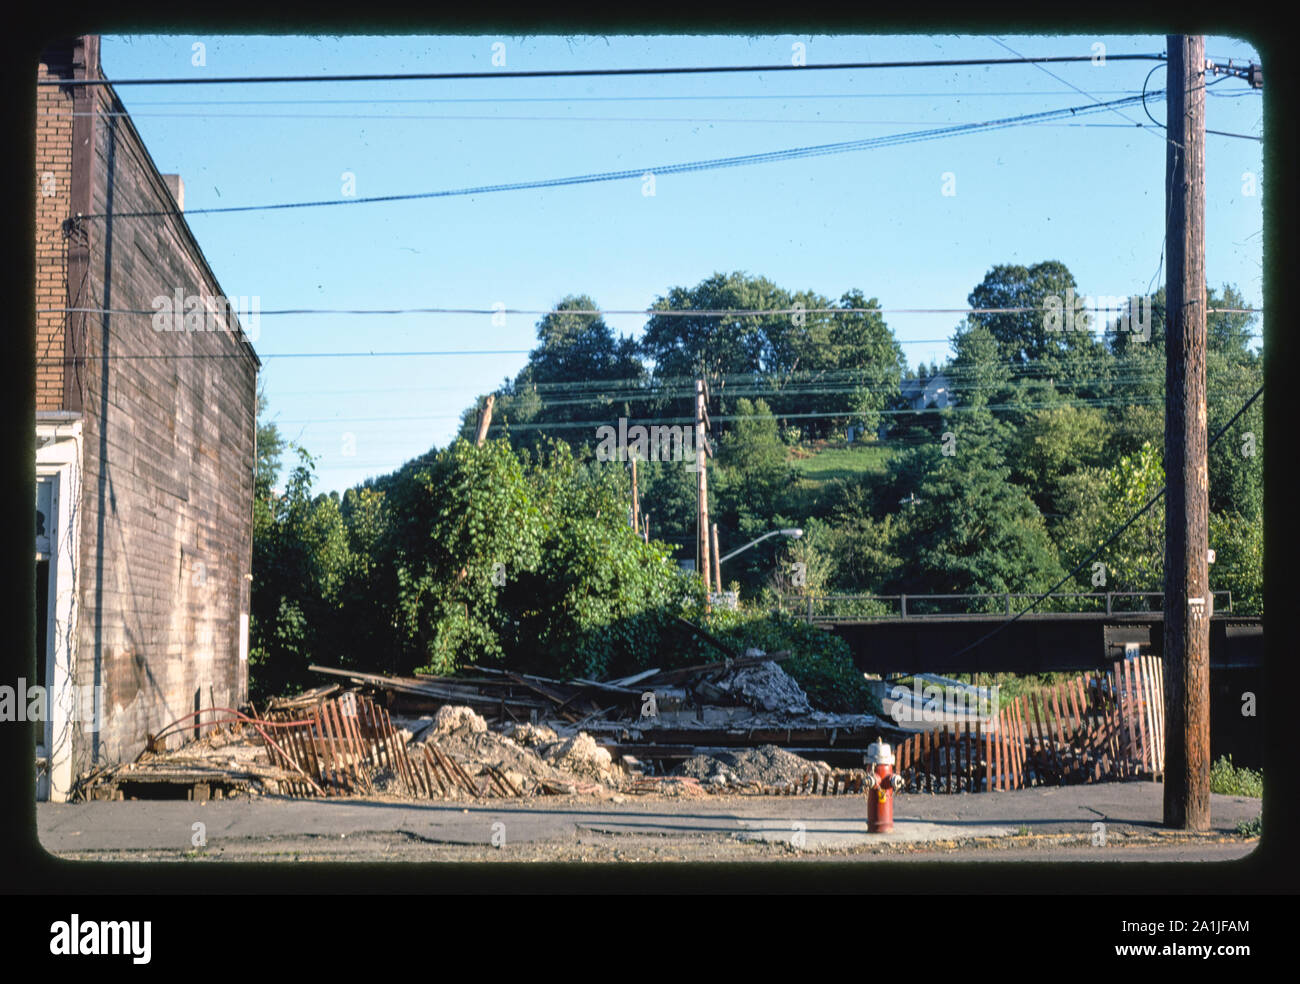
<box><xmin>777</xmin><ymin>593</ymin><xmax>1263</xmax><ymax>675</ymax></box>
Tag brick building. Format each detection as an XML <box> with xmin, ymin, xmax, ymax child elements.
<box><xmin>35</xmin><ymin>36</ymin><xmax>260</xmax><ymax>800</ymax></box>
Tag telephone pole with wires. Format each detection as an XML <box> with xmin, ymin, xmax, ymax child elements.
<box><xmin>1162</xmin><ymin>34</ymin><xmax>1210</xmax><ymax>832</ymax></box>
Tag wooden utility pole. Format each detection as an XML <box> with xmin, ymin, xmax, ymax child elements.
<box><xmin>630</xmin><ymin>453</ymin><xmax>641</xmax><ymax>535</ymax></box>
<box><xmin>1163</xmin><ymin>34</ymin><xmax>1210</xmax><ymax>832</ymax></box>
<box><xmin>695</xmin><ymin>379</ymin><xmax>712</xmax><ymax>588</ymax></box>
<box><xmin>474</xmin><ymin>394</ymin><xmax>495</xmax><ymax>446</ymax></box>
<box><xmin>712</xmin><ymin>523</ymin><xmax>723</xmax><ymax>592</ymax></box>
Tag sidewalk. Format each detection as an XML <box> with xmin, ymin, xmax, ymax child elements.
<box><xmin>36</xmin><ymin>782</ymin><xmax>1260</xmax><ymax>862</ymax></box>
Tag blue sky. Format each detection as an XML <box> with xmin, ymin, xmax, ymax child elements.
<box><xmin>96</xmin><ymin>33</ymin><xmax>1264</xmax><ymax>494</ymax></box>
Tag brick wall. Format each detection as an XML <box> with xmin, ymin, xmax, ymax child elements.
<box><xmin>35</xmin><ymin>47</ymin><xmax>74</xmax><ymax>410</ymax></box>
<box><xmin>38</xmin><ymin>39</ymin><xmax>260</xmax><ymax>771</ymax></box>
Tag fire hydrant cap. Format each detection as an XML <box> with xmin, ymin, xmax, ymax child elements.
<box><xmin>866</xmin><ymin>740</ymin><xmax>895</xmax><ymax>765</ymax></box>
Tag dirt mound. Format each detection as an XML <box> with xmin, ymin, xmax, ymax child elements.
<box><xmin>676</xmin><ymin>744</ymin><xmax>831</xmax><ymax>788</ymax></box>
<box><xmin>548</xmin><ymin>732</ymin><xmax>617</xmax><ymax>784</ymax></box>
<box><xmin>508</xmin><ymin>722</ymin><xmax>558</xmax><ymax>748</ymax></box>
<box><xmin>430</xmin><ymin>705</ymin><xmax>488</xmax><ymax>737</ymax></box>
<box><xmin>417</xmin><ymin>707</ymin><xmax>621</xmax><ymax>794</ymax></box>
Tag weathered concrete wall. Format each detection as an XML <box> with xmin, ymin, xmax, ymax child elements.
<box><xmin>38</xmin><ymin>38</ymin><xmax>259</xmax><ymax>772</ymax></box>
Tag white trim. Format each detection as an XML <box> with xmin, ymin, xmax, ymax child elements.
<box><xmin>35</xmin><ymin>419</ymin><xmax>83</xmax><ymax>803</ymax></box>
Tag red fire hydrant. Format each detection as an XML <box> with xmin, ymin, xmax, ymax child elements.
<box><xmin>863</xmin><ymin>739</ymin><xmax>905</xmax><ymax>833</ymax></box>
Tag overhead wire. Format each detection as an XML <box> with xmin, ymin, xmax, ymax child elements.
<box><xmin>70</xmin><ymin>91</ymin><xmax>1167</xmax><ymax>220</ymax></box>
<box><xmin>37</xmin><ymin>53</ymin><xmax>1170</xmax><ymax>88</ymax></box>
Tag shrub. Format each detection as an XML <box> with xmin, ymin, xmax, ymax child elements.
<box><xmin>1209</xmin><ymin>755</ymin><xmax>1263</xmax><ymax>798</ymax></box>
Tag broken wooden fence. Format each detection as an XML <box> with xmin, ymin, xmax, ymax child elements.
<box><xmin>895</xmin><ymin>656</ymin><xmax>1165</xmax><ymax>793</ymax></box>
<box><xmin>254</xmin><ymin>692</ymin><xmax>493</xmax><ymax>799</ymax></box>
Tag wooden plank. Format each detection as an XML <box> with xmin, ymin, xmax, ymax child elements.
<box><xmin>1121</xmin><ymin>660</ymin><xmax>1138</xmax><ymax>775</ymax></box>
<box><xmin>1131</xmin><ymin>658</ymin><xmax>1150</xmax><ymax>777</ymax></box>
<box><xmin>1066</xmin><ymin>680</ymin><xmax>1083</xmax><ymax>782</ymax></box>
<box><xmin>330</xmin><ymin>701</ymin><xmax>358</xmax><ymax>789</ymax></box>
<box><xmin>994</xmin><ymin>708</ymin><xmax>1004</xmax><ymax>791</ymax></box>
<box><xmin>945</xmin><ymin>725</ymin><xmax>954</xmax><ymax>793</ymax></box>
<box><xmin>964</xmin><ymin>720</ymin><xmax>973</xmax><ymax>792</ymax></box>
<box><xmin>1048</xmin><ymin>686</ymin><xmax>1067</xmax><ymax>783</ymax></box>
<box><xmin>1143</xmin><ymin>655</ymin><xmax>1160</xmax><ymax>777</ymax></box>
<box><xmin>1004</xmin><ymin>700</ymin><xmax>1016</xmax><ymax>789</ymax></box>
<box><xmin>977</xmin><ymin>714</ymin><xmax>986</xmax><ymax>793</ymax></box>
<box><xmin>921</xmin><ymin>729</ymin><xmax>931</xmax><ymax>794</ymax></box>
<box><xmin>1037</xmin><ymin>689</ymin><xmax>1054</xmax><ymax>783</ymax></box>
<box><xmin>927</xmin><ymin>728</ymin><xmax>936</xmax><ymax>794</ymax></box>
<box><xmin>1080</xmin><ymin>675</ymin><xmax>1097</xmax><ymax>779</ymax></box>
<box><xmin>1020</xmin><ymin>697</ymin><xmax>1034</xmax><ymax>789</ymax></box>
<box><xmin>1004</xmin><ymin>704</ymin><xmax>1014</xmax><ymax>790</ymax></box>
<box><xmin>341</xmin><ymin>698</ymin><xmax>373</xmax><ymax>791</ymax></box>
<box><xmin>1072</xmin><ymin>675</ymin><xmax>1096</xmax><ymax>781</ymax></box>
<box><xmin>1148</xmin><ymin>655</ymin><xmax>1165</xmax><ymax>777</ymax></box>
<box><xmin>1015</xmin><ymin>697</ymin><xmax>1028</xmax><ymax>789</ymax></box>
<box><xmin>1013</xmin><ymin>696</ymin><xmax>1034</xmax><ymax>785</ymax></box>
<box><xmin>383</xmin><ymin>707</ymin><xmax>419</xmax><ymax>795</ymax></box>
<box><xmin>312</xmin><ymin>708</ymin><xmax>335</xmax><ymax>792</ymax></box>
<box><xmin>1109</xmin><ymin>663</ymin><xmax>1127</xmax><ymax>778</ymax></box>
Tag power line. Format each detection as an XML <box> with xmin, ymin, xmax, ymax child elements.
<box><xmin>38</xmin><ymin>53</ymin><xmax>1169</xmax><ymax>88</ymax></box>
<box><xmin>111</xmin><ymin>90</ymin><xmax>1159</xmax><ymax>106</ymax></box>
<box><xmin>71</xmin><ymin>91</ymin><xmax>1165</xmax><ymax>220</ymax></box>
<box><xmin>44</xmin><ymin>304</ymin><xmax>1260</xmax><ymax>318</ymax></box>
<box><xmin>48</xmin><ymin>108</ymin><xmax>1184</xmax><ymax>128</ymax></box>
<box><xmin>987</xmin><ymin>35</ymin><xmax>1156</xmax><ymax>139</ymax></box>
<box><xmin>36</xmin><ymin>334</ymin><xmax>1264</xmax><ymax>365</ymax></box>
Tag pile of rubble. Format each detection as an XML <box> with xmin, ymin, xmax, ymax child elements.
<box><xmin>398</xmin><ymin>706</ymin><xmax>624</xmax><ymax>797</ymax></box>
<box><xmin>78</xmin><ymin>629</ymin><xmax>893</xmax><ymax>803</ymax></box>
<box><xmin>676</xmin><ymin>744</ymin><xmax>834</xmax><ymax>789</ymax></box>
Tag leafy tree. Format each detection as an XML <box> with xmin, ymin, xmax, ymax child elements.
<box><xmin>887</xmin><ymin>409</ymin><xmax>1064</xmax><ymax>605</ymax></box>
<box><xmin>714</xmin><ymin>398</ymin><xmax>793</xmax><ymax>529</ymax></box>
<box><xmin>1012</xmin><ymin>405</ymin><xmax>1111</xmax><ymax>517</ymax></box>
<box><xmin>1054</xmin><ymin>442</ymin><xmax>1165</xmax><ymax>598</ymax></box>
<box><xmin>460</xmin><ymin>296</ymin><xmax>645</xmax><ymax>453</ymax></box>
<box><xmin>1209</xmin><ymin>511</ymin><xmax>1263</xmax><ymax>616</ymax></box>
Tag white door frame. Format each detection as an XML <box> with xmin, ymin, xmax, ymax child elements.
<box><xmin>35</xmin><ymin>418</ymin><xmax>83</xmax><ymax>802</ymax></box>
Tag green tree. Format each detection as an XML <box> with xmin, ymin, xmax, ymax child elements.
<box><xmin>1054</xmin><ymin>442</ymin><xmax>1165</xmax><ymax>599</ymax></box>
<box><xmin>1209</xmin><ymin>511</ymin><xmax>1263</xmax><ymax>616</ymax></box>
<box><xmin>888</xmin><ymin>409</ymin><xmax>1064</xmax><ymax>605</ymax></box>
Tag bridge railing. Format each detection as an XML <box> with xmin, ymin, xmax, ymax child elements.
<box><xmin>776</xmin><ymin>590</ymin><xmax>1233</xmax><ymax>622</ymax></box>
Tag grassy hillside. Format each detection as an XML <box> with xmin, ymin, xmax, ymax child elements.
<box><xmin>788</xmin><ymin>440</ymin><xmax>895</xmax><ymax>487</ymax></box>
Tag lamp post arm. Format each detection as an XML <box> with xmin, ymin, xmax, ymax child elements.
<box><xmin>717</xmin><ymin>530</ymin><xmax>782</xmax><ymax>565</ymax></box>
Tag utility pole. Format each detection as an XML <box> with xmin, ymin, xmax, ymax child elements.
<box><xmin>474</xmin><ymin>394</ymin><xmax>495</xmax><ymax>447</ymax></box>
<box><xmin>695</xmin><ymin>379</ymin><xmax>712</xmax><ymax>589</ymax></box>
<box><xmin>1163</xmin><ymin>34</ymin><xmax>1210</xmax><ymax>832</ymax></box>
<box><xmin>630</xmin><ymin>453</ymin><xmax>641</xmax><ymax>535</ymax></box>
<box><xmin>712</xmin><ymin>523</ymin><xmax>723</xmax><ymax>592</ymax></box>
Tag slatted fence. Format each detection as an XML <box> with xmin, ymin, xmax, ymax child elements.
<box><xmin>895</xmin><ymin>656</ymin><xmax>1165</xmax><ymax>792</ymax></box>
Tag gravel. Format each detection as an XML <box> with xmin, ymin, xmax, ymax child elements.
<box><xmin>676</xmin><ymin>744</ymin><xmax>833</xmax><ymax>788</ymax></box>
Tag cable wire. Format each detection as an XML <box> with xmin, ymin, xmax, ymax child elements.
<box><xmin>38</xmin><ymin>53</ymin><xmax>1169</xmax><ymax>88</ymax></box>
<box><xmin>71</xmin><ymin>91</ymin><xmax>1166</xmax><ymax>220</ymax></box>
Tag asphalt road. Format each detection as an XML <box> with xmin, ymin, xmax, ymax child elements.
<box><xmin>36</xmin><ymin>782</ymin><xmax>1260</xmax><ymax>862</ymax></box>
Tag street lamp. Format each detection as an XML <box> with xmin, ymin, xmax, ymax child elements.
<box><xmin>717</xmin><ymin>528</ymin><xmax>803</xmax><ymax>565</ymax></box>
